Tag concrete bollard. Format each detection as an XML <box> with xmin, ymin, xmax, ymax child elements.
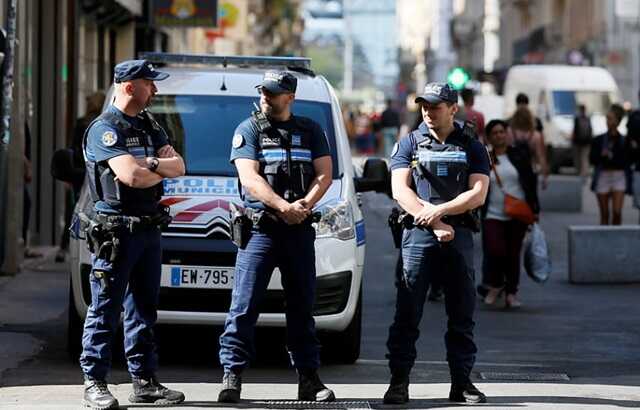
<box><xmin>568</xmin><ymin>225</ymin><xmax>640</xmax><ymax>283</ymax></box>
<box><xmin>540</xmin><ymin>175</ymin><xmax>583</xmax><ymax>213</ymax></box>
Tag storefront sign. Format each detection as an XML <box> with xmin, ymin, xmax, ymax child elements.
<box><xmin>152</xmin><ymin>0</ymin><xmax>218</xmax><ymax>27</ymax></box>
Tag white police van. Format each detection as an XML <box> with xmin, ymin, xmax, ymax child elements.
<box><xmin>60</xmin><ymin>53</ymin><xmax>388</xmax><ymax>364</ymax></box>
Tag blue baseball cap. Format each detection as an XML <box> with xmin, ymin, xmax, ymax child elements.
<box><xmin>113</xmin><ymin>59</ymin><xmax>169</xmax><ymax>83</ymax></box>
<box><xmin>415</xmin><ymin>82</ymin><xmax>458</xmax><ymax>104</ymax></box>
<box><xmin>256</xmin><ymin>70</ymin><xmax>297</xmax><ymax>94</ymax></box>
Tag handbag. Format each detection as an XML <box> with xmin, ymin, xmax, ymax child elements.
<box><xmin>492</xmin><ymin>159</ymin><xmax>536</xmax><ymax>225</ymax></box>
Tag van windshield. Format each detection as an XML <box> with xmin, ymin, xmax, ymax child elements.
<box><xmin>552</xmin><ymin>91</ymin><xmax>614</xmax><ymax>116</ymax></box>
<box><xmin>148</xmin><ymin>95</ymin><xmax>339</xmax><ymax>177</ymax></box>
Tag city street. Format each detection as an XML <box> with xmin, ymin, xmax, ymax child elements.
<box><xmin>0</xmin><ymin>180</ymin><xmax>639</xmax><ymax>409</ymax></box>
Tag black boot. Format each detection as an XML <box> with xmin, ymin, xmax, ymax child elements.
<box><xmin>83</xmin><ymin>378</ymin><xmax>119</xmax><ymax>410</ymax></box>
<box><xmin>129</xmin><ymin>375</ymin><xmax>185</xmax><ymax>405</ymax></box>
<box><xmin>297</xmin><ymin>369</ymin><xmax>335</xmax><ymax>402</ymax></box>
<box><xmin>383</xmin><ymin>372</ymin><xmax>409</xmax><ymax>404</ymax></box>
<box><xmin>449</xmin><ymin>381</ymin><xmax>487</xmax><ymax>403</ymax></box>
<box><xmin>218</xmin><ymin>371</ymin><xmax>242</xmax><ymax>403</ymax></box>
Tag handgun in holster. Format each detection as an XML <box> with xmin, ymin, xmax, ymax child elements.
<box><xmin>229</xmin><ymin>203</ymin><xmax>252</xmax><ymax>249</ymax></box>
<box><xmin>78</xmin><ymin>212</ymin><xmax>121</xmax><ymax>263</ymax></box>
<box><xmin>388</xmin><ymin>207</ymin><xmax>403</xmax><ymax>248</ymax></box>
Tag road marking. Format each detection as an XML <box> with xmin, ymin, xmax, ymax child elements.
<box><xmin>357</xmin><ymin>359</ymin><xmax>550</xmax><ymax>368</ymax></box>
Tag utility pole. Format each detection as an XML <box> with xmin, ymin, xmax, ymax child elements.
<box><xmin>430</xmin><ymin>0</ymin><xmax>456</xmax><ymax>83</ymax></box>
<box><xmin>342</xmin><ymin>0</ymin><xmax>353</xmax><ymax>94</ymax></box>
<box><xmin>0</xmin><ymin>0</ymin><xmax>18</xmax><ymax>273</ymax></box>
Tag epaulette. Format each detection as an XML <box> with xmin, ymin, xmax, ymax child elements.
<box><xmin>98</xmin><ymin>110</ymin><xmax>131</xmax><ymax>130</ymax></box>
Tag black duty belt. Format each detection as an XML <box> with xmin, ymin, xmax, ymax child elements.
<box><xmin>95</xmin><ymin>213</ymin><xmax>162</xmax><ymax>231</ymax></box>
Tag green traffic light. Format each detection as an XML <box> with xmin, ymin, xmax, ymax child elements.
<box><xmin>447</xmin><ymin>67</ymin><xmax>470</xmax><ymax>90</ymax></box>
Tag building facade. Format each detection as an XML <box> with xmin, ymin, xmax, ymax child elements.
<box><xmin>497</xmin><ymin>0</ymin><xmax>640</xmax><ymax>105</ymax></box>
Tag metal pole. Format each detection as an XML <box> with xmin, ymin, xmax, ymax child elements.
<box><xmin>343</xmin><ymin>0</ymin><xmax>353</xmax><ymax>94</ymax></box>
<box><xmin>0</xmin><ymin>0</ymin><xmax>18</xmax><ymax>269</ymax></box>
<box><xmin>430</xmin><ymin>0</ymin><xmax>456</xmax><ymax>83</ymax></box>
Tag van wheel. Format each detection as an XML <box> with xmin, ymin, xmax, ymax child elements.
<box><xmin>321</xmin><ymin>287</ymin><xmax>362</xmax><ymax>364</ymax></box>
<box><xmin>67</xmin><ymin>278</ymin><xmax>83</xmax><ymax>360</ymax></box>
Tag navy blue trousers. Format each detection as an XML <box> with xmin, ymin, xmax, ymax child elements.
<box><xmin>79</xmin><ymin>227</ymin><xmax>161</xmax><ymax>380</ymax></box>
<box><xmin>219</xmin><ymin>223</ymin><xmax>320</xmax><ymax>373</ymax></box>
<box><xmin>386</xmin><ymin>227</ymin><xmax>477</xmax><ymax>384</ymax></box>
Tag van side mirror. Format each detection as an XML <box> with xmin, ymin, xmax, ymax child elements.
<box><xmin>354</xmin><ymin>157</ymin><xmax>390</xmax><ymax>194</ymax></box>
<box><xmin>50</xmin><ymin>148</ymin><xmax>76</xmax><ymax>183</ymax></box>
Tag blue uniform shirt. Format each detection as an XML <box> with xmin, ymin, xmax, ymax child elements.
<box><xmin>85</xmin><ymin>105</ymin><xmax>169</xmax><ymax>214</ymax></box>
<box><xmin>391</xmin><ymin>121</ymin><xmax>490</xmax><ymax>245</ymax></box>
<box><xmin>230</xmin><ymin>114</ymin><xmax>331</xmax><ymax>209</ymax></box>
<box><xmin>391</xmin><ymin>121</ymin><xmax>490</xmax><ymax>201</ymax></box>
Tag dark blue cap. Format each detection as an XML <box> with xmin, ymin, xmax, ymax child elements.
<box><xmin>113</xmin><ymin>59</ymin><xmax>169</xmax><ymax>83</ymax></box>
<box><xmin>256</xmin><ymin>70</ymin><xmax>297</xmax><ymax>94</ymax></box>
<box><xmin>415</xmin><ymin>82</ymin><xmax>458</xmax><ymax>104</ymax></box>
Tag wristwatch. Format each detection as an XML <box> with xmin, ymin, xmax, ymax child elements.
<box><xmin>148</xmin><ymin>157</ymin><xmax>160</xmax><ymax>172</ymax></box>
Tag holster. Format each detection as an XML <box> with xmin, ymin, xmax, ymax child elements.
<box><xmin>229</xmin><ymin>204</ymin><xmax>252</xmax><ymax>249</ymax></box>
<box><xmin>78</xmin><ymin>212</ymin><xmax>122</xmax><ymax>263</ymax></box>
<box><xmin>388</xmin><ymin>207</ymin><xmax>403</xmax><ymax>249</ymax></box>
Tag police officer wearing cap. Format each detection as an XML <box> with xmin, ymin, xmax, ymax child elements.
<box><xmin>217</xmin><ymin>71</ymin><xmax>334</xmax><ymax>403</ymax></box>
<box><xmin>383</xmin><ymin>82</ymin><xmax>491</xmax><ymax>405</ymax></box>
<box><xmin>79</xmin><ymin>59</ymin><xmax>186</xmax><ymax>409</ymax></box>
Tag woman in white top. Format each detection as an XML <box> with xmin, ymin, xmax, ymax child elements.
<box><xmin>481</xmin><ymin>120</ymin><xmax>539</xmax><ymax>308</ymax></box>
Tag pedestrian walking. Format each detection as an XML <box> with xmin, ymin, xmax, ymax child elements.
<box><xmin>590</xmin><ymin>103</ymin><xmax>631</xmax><ymax>225</ymax></box>
<box><xmin>56</xmin><ymin>91</ymin><xmax>105</xmax><ymax>263</ymax></box>
<box><xmin>384</xmin><ymin>82</ymin><xmax>490</xmax><ymax>405</ymax></box>
<box><xmin>481</xmin><ymin>119</ymin><xmax>539</xmax><ymax>308</ymax></box>
<box><xmin>218</xmin><ymin>70</ymin><xmax>334</xmax><ymax>403</ymax></box>
<box><xmin>572</xmin><ymin>104</ymin><xmax>593</xmax><ymax>177</ymax></box>
<box><xmin>79</xmin><ymin>59</ymin><xmax>186</xmax><ymax>409</ymax></box>
<box><xmin>380</xmin><ymin>99</ymin><xmax>401</xmax><ymax>157</ymax></box>
<box><xmin>512</xmin><ymin>93</ymin><xmax>549</xmax><ymax>188</ymax></box>
<box><xmin>458</xmin><ymin>88</ymin><xmax>485</xmax><ymax>142</ymax></box>
<box><xmin>625</xmin><ymin>93</ymin><xmax>640</xmax><ymax>222</ymax></box>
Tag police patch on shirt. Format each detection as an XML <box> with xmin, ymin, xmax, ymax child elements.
<box><xmin>232</xmin><ymin>134</ymin><xmax>244</xmax><ymax>149</ymax></box>
<box><xmin>391</xmin><ymin>142</ymin><xmax>399</xmax><ymax>157</ymax></box>
<box><xmin>101</xmin><ymin>131</ymin><xmax>117</xmax><ymax>147</ymax></box>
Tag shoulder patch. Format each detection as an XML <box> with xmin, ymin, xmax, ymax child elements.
<box><xmin>391</xmin><ymin>142</ymin><xmax>399</xmax><ymax>157</ymax></box>
<box><xmin>232</xmin><ymin>134</ymin><xmax>244</xmax><ymax>149</ymax></box>
<box><xmin>101</xmin><ymin>131</ymin><xmax>117</xmax><ymax>147</ymax></box>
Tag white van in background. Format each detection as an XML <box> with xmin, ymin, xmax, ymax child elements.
<box><xmin>503</xmin><ymin>65</ymin><xmax>622</xmax><ymax>171</ymax></box>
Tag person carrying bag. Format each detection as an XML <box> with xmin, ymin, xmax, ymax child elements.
<box><xmin>480</xmin><ymin>120</ymin><xmax>540</xmax><ymax>308</ymax></box>
<box><xmin>491</xmin><ymin>161</ymin><xmax>536</xmax><ymax>225</ymax></box>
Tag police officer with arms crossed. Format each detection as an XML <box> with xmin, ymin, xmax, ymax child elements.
<box><xmin>217</xmin><ymin>71</ymin><xmax>334</xmax><ymax>403</ymax></box>
<box><xmin>80</xmin><ymin>60</ymin><xmax>186</xmax><ymax>409</ymax></box>
<box><xmin>384</xmin><ymin>83</ymin><xmax>490</xmax><ymax>405</ymax></box>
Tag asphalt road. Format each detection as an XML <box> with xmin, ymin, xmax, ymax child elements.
<box><xmin>0</xmin><ymin>180</ymin><xmax>639</xmax><ymax>409</ymax></box>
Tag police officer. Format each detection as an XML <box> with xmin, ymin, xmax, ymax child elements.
<box><xmin>383</xmin><ymin>83</ymin><xmax>490</xmax><ymax>404</ymax></box>
<box><xmin>80</xmin><ymin>60</ymin><xmax>186</xmax><ymax>409</ymax></box>
<box><xmin>218</xmin><ymin>71</ymin><xmax>334</xmax><ymax>403</ymax></box>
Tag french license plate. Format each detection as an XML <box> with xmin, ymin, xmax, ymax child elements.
<box><xmin>162</xmin><ymin>265</ymin><xmax>234</xmax><ymax>289</ymax></box>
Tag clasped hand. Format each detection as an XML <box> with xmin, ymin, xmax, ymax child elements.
<box><xmin>414</xmin><ymin>201</ymin><xmax>454</xmax><ymax>242</ymax></box>
<box><xmin>278</xmin><ymin>199</ymin><xmax>311</xmax><ymax>225</ymax></box>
